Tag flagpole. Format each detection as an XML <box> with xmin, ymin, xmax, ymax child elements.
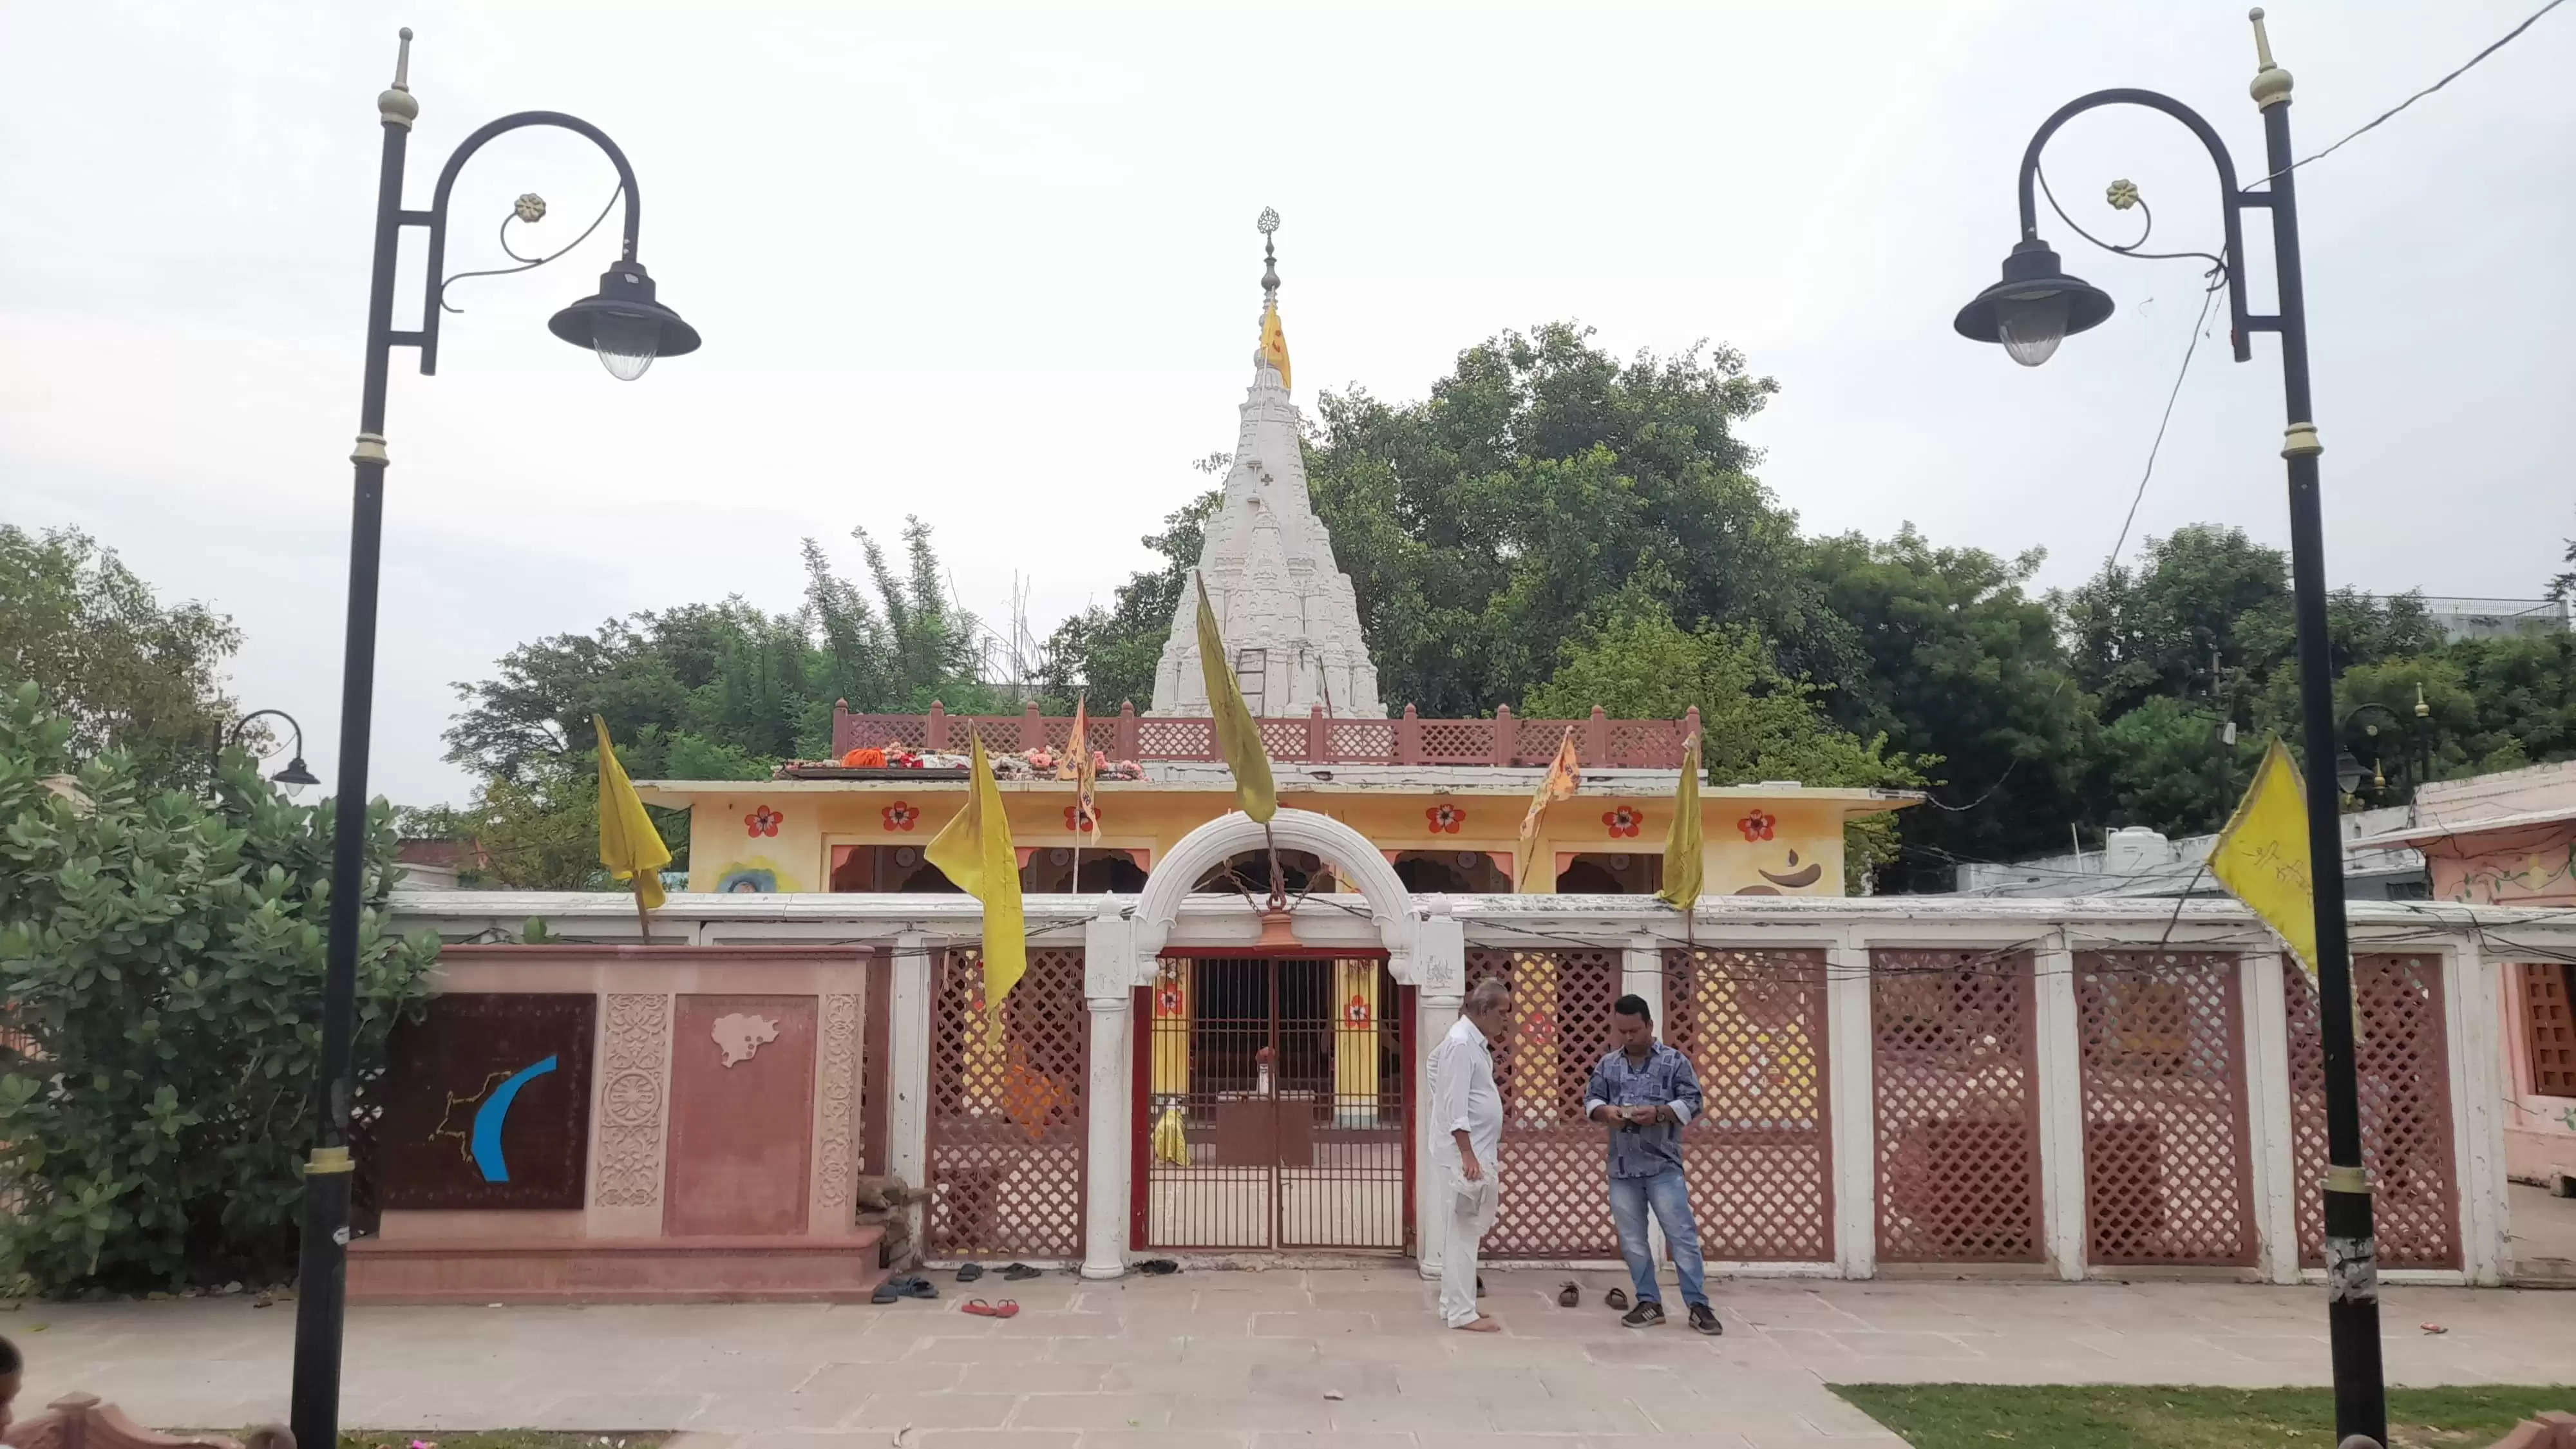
<box><xmin>633</xmin><ymin>875</ymin><xmax>652</xmax><ymax>945</ymax></box>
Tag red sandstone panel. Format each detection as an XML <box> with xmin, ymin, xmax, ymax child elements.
<box><xmin>665</xmin><ymin>994</ymin><xmax>817</xmax><ymax>1236</ymax></box>
<box><xmin>376</xmin><ymin>993</ymin><xmax>596</xmax><ymax>1211</ymax></box>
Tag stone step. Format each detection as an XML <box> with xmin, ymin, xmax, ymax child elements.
<box><xmin>350</xmin><ymin>1227</ymin><xmax>887</xmax><ymax>1303</ymax></box>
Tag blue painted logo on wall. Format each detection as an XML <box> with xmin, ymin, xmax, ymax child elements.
<box><xmin>468</xmin><ymin>1054</ymin><xmax>558</xmax><ymax>1183</ymax></box>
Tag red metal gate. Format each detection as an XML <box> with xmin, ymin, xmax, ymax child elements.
<box><xmin>1475</xmin><ymin>948</ymin><xmax>1622</xmax><ymax>1260</ymax></box>
<box><xmin>1665</xmin><ymin>947</ymin><xmax>1833</xmax><ymax>1262</ymax></box>
<box><xmin>1871</xmin><ymin>947</ymin><xmax>2044</xmax><ymax>1263</ymax></box>
<box><xmin>926</xmin><ymin>945</ymin><xmax>1088</xmax><ymax>1259</ymax></box>
<box><xmin>2287</xmin><ymin>953</ymin><xmax>2460</xmax><ymax>1269</ymax></box>
<box><xmin>2076</xmin><ymin>951</ymin><xmax>2256</xmax><ymax>1267</ymax></box>
<box><xmin>1135</xmin><ymin>954</ymin><xmax>1410</xmax><ymax>1251</ymax></box>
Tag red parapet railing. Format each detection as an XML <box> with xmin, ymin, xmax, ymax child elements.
<box><xmin>828</xmin><ymin>701</ymin><xmax>1700</xmax><ymax>769</ymax></box>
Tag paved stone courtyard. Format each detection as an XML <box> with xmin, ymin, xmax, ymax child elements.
<box><xmin>11</xmin><ymin>1269</ymin><xmax>2573</xmax><ymax>1447</ymax></box>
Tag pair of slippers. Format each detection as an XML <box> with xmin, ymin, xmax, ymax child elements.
<box><xmin>956</xmin><ymin>1262</ymin><xmax>1043</xmax><ymax>1283</ymax></box>
<box><xmin>960</xmin><ymin>1298</ymin><xmax>1020</xmax><ymax>1318</ymax></box>
<box><xmin>1556</xmin><ymin>1282</ymin><xmax>1625</xmax><ymax>1309</ymax></box>
<box><xmin>871</xmin><ymin>1274</ymin><xmax>938</xmax><ymax>1304</ymax></box>
<box><xmin>1136</xmin><ymin>1258</ymin><xmax>1180</xmax><ymax>1275</ymax></box>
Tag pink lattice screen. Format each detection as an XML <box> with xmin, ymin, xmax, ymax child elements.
<box><xmin>2287</xmin><ymin>954</ymin><xmax>2460</xmax><ymax>1269</ymax></box>
<box><xmin>1327</xmin><ymin>719</ymin><xmax>1397</xmax><ymax>762</ymax></box>
<box><xmin>2075</xmin><ymin>952</ymin><xmax>2255</xmax><ymax>1267</ymax></box>
<box><xmin>1418</xmin><ymin>720</ymin><xmax>1495</xmax><ymax>763</ymax></box>
<box><xmin>1137</xmin><ymin>718</ymin><xmax>1217</xmax><ymax>760</ymax></box>
<box><xmin>1516</xmin><ymin>720</ymin><xmax>1584</xmax><ymax>766</ymax></box>
<box><xmin>1871</xmin><ymin>948</ymin><xmax>2043</xmax><ymax>1263</ymax></box>
<box><xmin>1664</xmin><ymin>948</ymin><xmax>1833</xmax><ymax>1262</ymax></box>
<box><xmin>1258</xmin><ymin>720</ymin><xmax>1310</xmax><ymax>761</ymax></box>
<box><xmin>926</xmin><ymin>946</ymin><xmax>1088</xmax><ymax>1259</ymax></box>
<box><xmin>1471</xmin><ymin>948</ymin><xmax>1622</xmax><ymax>1258</ymax></box>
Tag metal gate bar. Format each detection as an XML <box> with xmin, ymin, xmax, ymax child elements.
<box><xmin>1139</xmin><ymin>954</ymin><xmax>1408</xmax><ymax>1252</ymax></box>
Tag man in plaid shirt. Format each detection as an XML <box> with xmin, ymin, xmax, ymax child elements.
<box><xmin>1584</xmin><ymin>992</ymin><xmax>1721</xmax><ymax>1334</ymax></box>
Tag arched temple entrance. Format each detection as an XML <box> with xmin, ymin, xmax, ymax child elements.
<box><xmin>1122</xmin><ymin>810</ymin><xmax>1425</xmax><ymax>1255</ymax></box>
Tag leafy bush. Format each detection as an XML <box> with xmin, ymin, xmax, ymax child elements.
<box><xmin>0</xmin><ymin>682</ymin><xmax>438</xmax><ymax>1294</ymax></box>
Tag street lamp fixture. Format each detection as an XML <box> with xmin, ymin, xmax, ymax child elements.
<box><xmin>215</xmin><ymin>709</ymin><xmax>319</xmax><ymax>791</ymax></box>
<box><xmin>291</xmin><ymin>30</ymin><xmax>701</xmax><ymax>1449</ymax></box>
<box><xmin>1950</xmin><ymin>10</ymin><xmax>2391</xmax><ymax>1443</ymax></box>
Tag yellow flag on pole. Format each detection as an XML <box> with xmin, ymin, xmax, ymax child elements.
<box><xmin>1195</xmin><ymin>574</ymin><xmax>1276</xmax><ymax>823</ymax></box>
<box><xmin>1063</xmin><ymin>694</ymin><xmax>1099</xmax><ymax>835</ymax></box>
<box><xmin>2208</xmin><ymin>737</ymin><xmax>2318</xmax><ymax>980</ymax></box>
<box><xmin>1260</xmin><ymin>302</ymin><xmax>1292</xmax><ymax>393</ymax></box>
<box><xmin>926</xmin><ymin>735</ymin><xmax>1027</xmax><ymax>1037</ymax></box>
<box><xmin>595</xmin><ymin>715</ymin><xmax>670</xmax><ymax>914</ymax></box>
<box><xmin>1656</xmin><ymin>730</ymin><xmax>1705</xmax><ymax>913</ymax></box>
<box><xmin>1514</xmin><ymin>726</ymin><xmax>1582</xmax><ymax>891</ymax></box>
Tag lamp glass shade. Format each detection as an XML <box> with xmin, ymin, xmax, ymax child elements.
<box><xmin>272</xmin><ymin>756</ymin><xmax>321</xmax><ymax>788</ymax></box>
<box><xmin>590</xmin><ymin>311</ymin><xmax>660</xmax><ymax>382</ymax></box>
<box><xmin>2334</xmin><ymin>752</ymin><xmax>2364</xmax><ymax>795</ymax></box>
<box><xmin>1996</xmin><ymin>290</ymin><xmax>2070</xmax><ymax>367</ymax></box>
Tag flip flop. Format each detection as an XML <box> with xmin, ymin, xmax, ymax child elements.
<box><xmin>894</xmin><ymin>1274</ymin><xmax>939</xmax><ymax>1300</ymax></box>
<box><xmin>1604</xmin><ymin>1288</ymin><xmax>1629</xmax><ymax>1311</ymax></box>
<box><xmin>1001</xmin><ymin>1263</ymin><xmax>1043</xmax><ymax>1281</ymax></box>
<box><xmin>960</xmin><ymin>1298</ymin><xmax>1020</xmax><ymax>1318</ymax></box>
<box><xmin>1557</xmin><ymin>1281</ymin><xmax>1580</xmax><ymax>1307</ymax></box>
<box><xmin>957</xmin><ymin>1262</ymin><xmax>986</xmax><ymax>1282</ymax></box>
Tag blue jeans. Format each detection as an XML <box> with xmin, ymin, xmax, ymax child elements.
<box><xmin>1608</xmin><ymin>1166</ymin><xmax>1707</xmax><ymax>1309</ymax></box>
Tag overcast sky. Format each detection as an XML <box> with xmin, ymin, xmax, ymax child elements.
<box><xmin>6</xmin><ymin>1</ymin><xmax>2571</xmax><ymax>808</ymax></box>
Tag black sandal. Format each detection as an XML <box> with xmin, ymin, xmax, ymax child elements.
<box><xmin>1001</xmin><ymin>1262</ymin><xmax>1043</xmax><ymax>1281</ymax></box>
<box><xmin>1137</xmin><ymin>1258</ymin><xmax>1180</xmax><ymax>1275</ymax></box>
<box><xmin>957</xmin><ymin>1262</ymin><xmax>986</xmax><ymax>1282</ymax></box>
<box><xmin>1604</xmin><ymin>1287</ymin><xmax>1629</xmax><ymax>1311</ymax></box>
<box><xmin>1557</xmin><ymin>1281</ymin><xmax>1580</xmax><ymax>1307</ymax></box>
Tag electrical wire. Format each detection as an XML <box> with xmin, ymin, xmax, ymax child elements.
<box><xmin>2253</xmin><ymin>0</ymin><xmax>2571</xmax><ymax>187</ymax></box>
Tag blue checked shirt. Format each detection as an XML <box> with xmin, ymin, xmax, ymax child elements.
<box><xmin>1583</xmin><ymin>1041</ymin><xmax>1705</xmax><ymax>1179</ymax></box>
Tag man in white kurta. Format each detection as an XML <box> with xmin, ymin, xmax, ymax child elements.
<box><xmin>1429</xmin><ymin>976</ymin><xmax>1510</xmax><ymax>1331</ymax></box>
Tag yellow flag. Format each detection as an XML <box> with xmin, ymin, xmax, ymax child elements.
<box><xmin>2208</xmin><ymin>737</ymin><xmax>2318</xmax><ymax>979</ymax></box>
<box><xmin>1656</xmin><ymin>731</ymin><xmax>1704</xmax><ymax>913</ymax></box>
<box><xmin>1063</xmin><ymin>694</ymin><xmax>1099</xmax><ymax>835</ymax></box>
<box><xmin>925</xmin><ymin>735</ymin><xmax>1027</xmax><ymax>1035</ymax></box>
<box><xmin>595</xmin><ymin>716</ymin><xmax>671</xmax><ymax>913</ymax></box>
<box><xmin>1195</xmin><ymin>574</ymin><xmax>1276</xmax><ymax>822</ymax></box>
<box><xmin>1514</xmin><ymin>726</ymin><xmax>1582</xmax><ymax>891</ymax></box>
<box><xmin>1260</xmin><ymin>302</ymin><xmax>1292</xmax><ymax>393</ymax></box>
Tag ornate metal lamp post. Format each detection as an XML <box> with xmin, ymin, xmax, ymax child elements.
<box><xmin>294</xmin><ymin>29</ymin><xmax>701</xmax><ymax>1448</ymax></box>
<box><xmin>213</xmin><ymin>708</ymin><xmax>321</xmax><ymax>792</ymax></box>
<box><xmin>1949</xmin><ymin>10</ymin><xmax>2388</xmax><ymax>1443</ymax></box>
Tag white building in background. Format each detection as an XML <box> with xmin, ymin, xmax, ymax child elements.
<box><xmin>1950</xmin><ymin>803</ymin><xmax>2429</xmax><ymax>901</ymax></box>
<box><xmin>2413</xmin><ymin>595</ymin><xmax>2570</xmax><ymax>644</ymax></box>
<box><xmin>1150</xmin><ymin>216</ymin><xmax>1384</xmax><ymax>721</ymax></box>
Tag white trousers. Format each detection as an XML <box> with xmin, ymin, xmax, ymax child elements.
<box><xmin>1439</xmin><ymin>1166</ymin><xmax>1500</xmax><ymax>1327</ymax></box>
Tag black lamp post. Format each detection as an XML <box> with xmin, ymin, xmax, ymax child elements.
<box><xmin>1951</xmin><ymin>10</ymin><xmax>2387</xmax><ymax>1443</ymax></box>
<box><xmin>292</xmin><ymin>30</ymin><xmax>699</xmax><ymax>1449</ymax></box>
<box><xmin>213</xmin><ymin>709</ymin><xmax>321</xmax><ymax>793</ymax></box>
<box><xmin>2340</xmin><ymin>698</ymin><xmax>2433</xmax><ymax>808</ymax></box>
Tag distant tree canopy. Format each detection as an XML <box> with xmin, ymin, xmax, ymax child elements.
<box><xmin>393</xmin><ymin>325</ymin><xmax>2576</xmax><ymax>891</ymax></box>
<box><xmin>0</xmin><ymin>524</ymin><xmax>247</xmax><ymax>795</ymax></box>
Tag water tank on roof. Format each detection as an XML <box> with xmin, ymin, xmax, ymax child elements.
<box><xmin>2101</xmin><ymin>826</ymin><xmax>2172</xmax><ymax>876</ymax></box>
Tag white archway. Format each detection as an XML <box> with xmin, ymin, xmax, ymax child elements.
<box><xmin>1129</xmin><ymin>807</ymin><xmax>1418</xmax><ymax>983</ymax></box>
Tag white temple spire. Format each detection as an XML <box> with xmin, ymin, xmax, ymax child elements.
<box><xmin>1149</xmin><ymin>211</ymin><xmax>1385</xmax><ymax>719</ymax></box>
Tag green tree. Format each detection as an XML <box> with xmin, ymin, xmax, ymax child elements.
<box><xmin>2098</xmin><ymin>696</ymin><xmax>2266</xmax><ymax>836</ymax></box>
<box><xmin>0</xmin><ymin>525</ymin><xmax>247</xmax><ymax>795</ymax></box>
<box><xmin>0</xmin><ymin>682</ymin><xmax>438</xmax><ymax>1293</ymax></box>
<box><xmin>1522</xmin><ymin>597</ymin><xmax>1922</xmax><ymax>884</ymax></box>
<box><xmin>1808</xmin><ymin>526</ymin><xmax>2098</xmax><ymax>886</ymax></box>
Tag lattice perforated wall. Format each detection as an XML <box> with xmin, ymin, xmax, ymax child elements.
<box><xmin>1665</xmin><ymin>947</ymin><xmax>1833</xmax><ymax>1262</ymax></box>
<box><xmin>2524</xmin><ymin>962</ymin><xmax>2576</xmax><ymax>1097</ymax></box>
<box><xmin>927</xmin><ymin>945</ymin><xmax>1088</xmax><ymax>1258</ymax></box>
<box><xmin>1515</xmin><ymin>720</ymin><xmax>1582</xmax><ymax>767</ymax></box>
<box><xmin>1470</xmin><ymin>947</ymin><xmax>1622</xmax><ymax>1258</ymax></box>
<box><xmin>2075</xmin><ymin>952</ymin><xmax>2254</xmax><ymax>1267</ymax></box>
<box><xmin>1258</xmin><ymin>720</ymin><xmax>1309</xmax><ymax>761</ymax></box>
<box><xmin>1137</xmin><ymin>718</ymin><xmax>1215</xmax><ymax>760</ymax></box>
<box><xmin>1327</xmin><ymin>720</ymin><xmax>1397</xmax><ymax>762</ymax></box>
<box><xmin>1871</xmin><ymin>949</ymin><xmax>2043</xmax><ymax>1263</ymax></box>
<box><xmin>1606</xmin><ymin>720</ymin><xmax>1680</xmax><ymax>766</ymax></box>
<box><xmin>2286</xmin><ymin>954</ymin><xmax>2460</xmax><ymax>1269</ymax></box>
<box><xmin>1419</xmin><ymin>721</ymin><xmax>1494</xmax><ymax>762</ymax></box>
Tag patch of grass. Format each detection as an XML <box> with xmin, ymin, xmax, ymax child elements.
<box><xmin>1831</xmin><ymin>1384</ymin><xmax>2576</xmax><ymax>1448</ymax></box>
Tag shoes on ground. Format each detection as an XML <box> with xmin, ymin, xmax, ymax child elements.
<box><xmin>1476</xmin><ymin>1274</ymin><xmax>1486</xmax><ymax>1297</ymax></box>
<box><xmin>956</xmin><ymin>1262</ymin><xmax>985</xmax><ymax>1282</ymax></box>
<box><xmin>1557</xmin><ymin>1281</ymin><xmax>1580</xmax><ymax>1307</ymax></box>
<box><xmin>1620</xmin><ymin>1298</ymin><xmax>1666</xmax><ymax>1329</ymax></box>
<box><xmin>1604</xmin><ymin>1288</ymin><xmax>1629</xmax><ymax>1311</ymax></box>
<box><xmin>1689</xmin><ymin>1301</ymin><xmax>1723</xmax><ymax>1336</ymax></box>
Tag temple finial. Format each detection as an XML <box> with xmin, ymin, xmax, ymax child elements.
<box><xmin>2248</xmin><ymin>8</ymin><xmax>2294</xmax><ymax>109</ymax></box>
<box><xmin>379</xmin><ymin>26</ymin><xmax>420</xmax><ymax>129</ymax></box>
<box><xmin>1258</xmin><ymin>207</ymin><xmax>1281</xmax><ymax>298</ymax></box>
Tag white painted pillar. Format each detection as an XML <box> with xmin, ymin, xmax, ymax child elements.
<box><xmin>2443</xmin><ymin>938</ymin><xmax>2506</xmax><ymax>1285</ymax></box>
<box><xmin>889</xmin><ymin>930</ymin><xmax>934</xmax><ymax>1245</ymax></box>
<box><xmin>1415</xmin><ymin>911</ymin><xmax>1468</xmax><ymax>1281</ymax></box>
<box><xmin>2032</xmin><ymin>938</ymin><xmax>2087</xmax><ymax>1281</ymax></box>
<box><xmin>1083</xmin><ymin>908</ymin><xmax>1137</xmax><ymax>1280</ymax></box>
<box><xmin>2245</xmin><ymin>950</ymin><xmax>2302</xmax><ymax>1284</ymax></box>
<box><xmin>1622</xmin><ymin>936</ymin><xmax>1669</xmax><ymax>1265</ymax></box>
<box><xmin>1826</xmin><ymin>932</ymin><xmax>1877</xmax><ymax>1279</ymax></box>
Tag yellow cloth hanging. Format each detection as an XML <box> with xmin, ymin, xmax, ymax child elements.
<box><xmin>594</xmin><ymin>715</ymin><xmax>670</xmax><ymax>912</ymax></box>
<box><xmin>925</xmin><ymin>735</ymin><xmax>1026</xmax><ymax>1039</ymax></box>
<box><xmin>1260</xmin><ymin>301</ymin><xmax>1292</xmax><ymax>392</ymax></box>
<box><xmin>1195</xmin><ymin>574</ymin><xmax>1276</xmax><ymax>823</ymax></box>
<box><xmin>1656</xmin><ymin>730</ymin><xmax>1704</xmax><ymax>913</ymax></box>
<box><xmin>1152</xmin><ymin>1103</ymin><xmax>1191</xmax><ymax>1166</ymax></box>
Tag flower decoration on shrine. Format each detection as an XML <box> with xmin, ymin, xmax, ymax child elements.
<box><xmin>1426</xmin><ymin>803</ymin><xmax>1466</xmax><ymax>834</ymax></box>
<box><xmin>1155</xmin><ymin>983</ymin><xmax>1183</xmax><ymax>1016</ymax></box>
<box><xmin>744</xmin><ymin>805</ymin><xmax>783</xmax><ymax>838</ymax></box>
<box><xmin>1603</xmin><ymin>806</ymin><xmax>1643</xmax><ymax>838</ymax></box>
<box><xmin>1345</xmin><ymin>994</ymin><xmax>1372</xmax><ymax>1025</ymax></box>
<box><xmin>1738</xmin><ymin>810</ymin><xmax>1776</xmax><ymax>842</ymax></box>
<box><xmin>881</xmin><ymin>800</ymin><xmax>919</xmax><ymax>831</ymax></box>
<box><xmin>1065</xmin><ymin>803</ymin><xmax>1099</xmax><ymax>833</ymax></box>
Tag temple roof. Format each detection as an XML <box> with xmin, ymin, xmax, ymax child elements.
<box><xmin>1151</xmin><ymin>211</ymin><xmax>1385</xmax><ymax>719</ymax></box>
